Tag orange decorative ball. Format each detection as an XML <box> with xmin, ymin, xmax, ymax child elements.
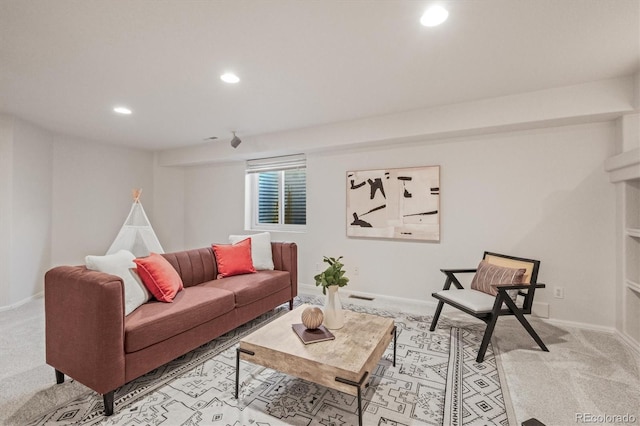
<box><xmin>301</xmin><ymin>307</ymin><xmax>324</xmax><ymax>330</ymax></box>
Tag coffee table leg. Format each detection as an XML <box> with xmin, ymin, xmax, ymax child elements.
<box><xmin>235</xmin><ymin>348</ymin><xmax>240</xmax><ymax>399</ymax></box>
<box><xmin>235</xmin><ymin>348</ymin><xmax>255</xmax><ymax>399</ymax></box>
<box><xmin>335</xmin><ymin>372</ymin><xmax>369</xmax><ymax>426</ymax></box>
<box><xmin>392</xmin><ymin>325</ymin><xmax>397</xmax><ymax>367</ymax></box>
<box><xmin>355</xmin><ymin>385</ymin><xmax>362</xmax><ymax>426</ymax></box>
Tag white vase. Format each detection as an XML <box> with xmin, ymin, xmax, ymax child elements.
<box><xmin>323</xmin><ymin>285</ymin><xmax>344</xmax><ymax>329</ymax></box>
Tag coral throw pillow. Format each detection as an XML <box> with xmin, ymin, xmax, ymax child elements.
<box><xmin>212</xmin><ymin>238</ymin><xmax>256</xmax><ymax>278</ymax></box>
<box><xmin>134</xmin><ymin>253</ymin><xmax>184</xmax><ymax>302</ymax></box>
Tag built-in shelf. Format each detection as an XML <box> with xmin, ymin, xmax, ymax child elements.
<box><xmin>627</xmin><ymin>279</ymin><xmax>640</xmax><ymax>295</ymax></box>
<box><xmin>605</xmin><ymin>148</ymin><xmax>640</xmax><ymax>183</ymax></box>
<box><xmin>627</xmin><ymin>228</ymin><xmax>640</xmax><ymax>238</ymax></box>
<box><xmin>608</xmin><ymin>116</ymin><xmax>640</xmax><ymax>350</ymax></box>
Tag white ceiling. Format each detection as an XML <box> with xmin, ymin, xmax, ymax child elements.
<box><xmin>1</xmin><ymin>0</ymin><xmax>638</xmax><ymax>151</ymax></box>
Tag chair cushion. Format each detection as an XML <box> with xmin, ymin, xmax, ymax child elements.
<box><xmin>434</xmin><ymin>288</ymin><xmax>498</xmax><ymax>314</ymax></box>
<box><xmin>470</xmin><ymin>260</ymin><xmax>525</xmax><ymax>298</ymax></box>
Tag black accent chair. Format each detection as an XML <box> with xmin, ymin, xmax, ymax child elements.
<box><xmin>429</xmin><ymin>251</ymin><xmax>549</xmax><ymax>362</ymax></box>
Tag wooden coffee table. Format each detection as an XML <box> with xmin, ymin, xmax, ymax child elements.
<box><xmin>235</xmin><ymin>303</ymin><xmax>396</xmax><ymax>426</ymax></box>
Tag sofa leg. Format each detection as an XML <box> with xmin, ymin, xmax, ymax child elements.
<box><xmin>289</xmin><ymin>299</ymin><xmax>294</xmax><ymax>310</ymax></box>
<box><xmin>55</xmin><ymin>369</ymin><xmax>64</xmax><ymax>384</ymax></box>
<box><xmin>103</xmin><ymin>391</ymin><xmax>114</xmax><ymax>416</ymax></box>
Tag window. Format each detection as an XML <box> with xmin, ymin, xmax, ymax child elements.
<box><xmin>246</xmin><ymin>154</ymin><xmax>306</xmax><ymax>231</ymax></box>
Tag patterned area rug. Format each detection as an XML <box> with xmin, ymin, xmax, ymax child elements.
<box><xmin>28</xmin><ymin>296</ymin><xmax>508</xmax><ymax>425</ymax></box>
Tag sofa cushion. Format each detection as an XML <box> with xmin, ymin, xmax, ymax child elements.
<box><xmin>212</xmin><ymin>238</ymin><xmax>256</xmax><ymax>278</ymax></box>
<box><xmin>134</xmin><ymin>253</ymin><xmax>184</xmax><ymax>302</ymax></box>
<box><xmin>205</xmin><ymin>270</ymin><xmax>291</xmax><ymax>307</ymax></box>
<box><xmin>228</xmin><ymin>232</ymin><xmax>274</xmax><ymax>270</ymax></box>
<box><xmin>124</xmin><ymin>286</ymin><xmax>235</xmax><ymax>353</ymax></box>
<box><xmin>85</xmin><ymin>249</ymin><xmax>151</xmax><ymax>316</ymax></box>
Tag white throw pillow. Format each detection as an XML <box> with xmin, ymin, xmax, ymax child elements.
<box><xmin>85</xmin><ymin>249</ymin><xmax>151</xmax><ymax>316</ymax></box>
<box><xmin>228</xmin><ymin>232</ymin><xmax>274</xmax><ymax>270</ymax></box>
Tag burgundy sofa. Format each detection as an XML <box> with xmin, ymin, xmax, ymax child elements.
<box><xmin>44</xmin><ymin>242</ymin><xmax>297</xmax><ymax>416</ymax></box>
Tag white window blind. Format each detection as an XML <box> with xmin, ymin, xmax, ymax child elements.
<box><xmin>246</xmin><ymin>154</ymin><xmax>306</xmax><ymax>173</ymax></box>
<box><xmin>246</xmin><ymin>154</ymin><xmax>306</xmax><ymax>229</ymax></box>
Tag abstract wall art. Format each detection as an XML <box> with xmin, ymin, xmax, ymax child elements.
<box><xmin>346</xmin><ymin>166</ymin><xmax>440</xmax><ymax>241</ymax></box>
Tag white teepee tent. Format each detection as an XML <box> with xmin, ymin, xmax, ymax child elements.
<box><xmin>106</xmin><ymin>189</ymin><xmax>164</xmax><ymax>257</ymax></box>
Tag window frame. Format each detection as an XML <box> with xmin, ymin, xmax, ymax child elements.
<box><xmin>245</xmin><ymin>155</ymin><xmax>307</xmax><ymax>233</ymax></box>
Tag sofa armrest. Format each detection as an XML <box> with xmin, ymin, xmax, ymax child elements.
<box><xmin>45</xmin><ymin>266</ymin><xmax>126</xmax><ymax>394</ymax></box>
<box><xmin>271</xmin><ymin>242</ymin><xmax>298</xmax><ymax>300</ymax></box>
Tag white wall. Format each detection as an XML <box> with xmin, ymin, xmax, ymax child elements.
<box><xmin>0</xmin><ymin>115</ymin><xmax>14</xmax><ymax>308</ymax></box>
<box><xmin>182</xmin><ymin>161</ymin><xmax>247</xmax><ymax>247</ymax></box>
<box><xmin>10</xmin><ymin>118</ymin><xmax>53</xmax><ymax>303</ymax></box>
<box><xmin>0</xmin><ymin>116</ymin><xmax>53</xmax><ymax>307</ymax></box>
<box><xmin>159</xmin><ymin>77</ymin><xmax>635</xmax><ymax>167</ymax></box>
<box><xmin>51</xmin><ymin>136</ymin><xmax>155</xmax><ymax>266</ymax></box>
<box><xmin>152</xmin><ymin>154</ymin><xmax>185</xmax><ymax>252</ymax></box>
<box><xmin>173</xmin><ymin>122</ymin><xmax>616</xmax><ymax>328</ymax></box>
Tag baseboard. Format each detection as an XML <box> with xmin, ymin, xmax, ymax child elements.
<box><xmin>540</xmin><ymin>317</ymin><xmax>640</xmax><ymax>354</ymax></box>
<box><xmin>616</xmin><ymin>330</ymin><xmax>640</xmax><ymax>357</ymax></box>
<box><xmin>0</xmin><ymin>292</ymin><xmax>43</xmax><ymax>312</ymax></box>
<box><xmin>298</xmin><ymin>283</ymin><xmax>437</xmax><ymax>315</ymax></box>
<box><xmin>541</xmin><ymin>317</ymin><xmax>616</xmax><ymax>334</ymax></box>
<box><xmin>300</xmin><ymin>283</ymin><xmax>626</xmax><ymax>331</ymax></box>
<box><xmin>531</xmin><ymin>301</ymin><xmax>549</xmax><ymax>318</ymax></box>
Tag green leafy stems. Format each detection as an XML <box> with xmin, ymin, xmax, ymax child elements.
<box><xmin>313</xmin><ymin>256</ymin><xmax>349</xmax><ymax>295</ymax></box>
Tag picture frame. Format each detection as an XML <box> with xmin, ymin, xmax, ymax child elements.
<box><xmin>346</xmin><ymin>166</ymin><xmax>440</xmax><ymax>241</ymax></box>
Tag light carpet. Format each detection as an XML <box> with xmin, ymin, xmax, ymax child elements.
<box><xmin>27</xmin><ymin>297</ymin><xmax>509</xmax><ymax>425</ymax></box>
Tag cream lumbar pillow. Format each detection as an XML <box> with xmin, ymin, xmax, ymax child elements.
<box><xmin>85</xmin><ymin>249</ymin><xmax>151</xmax><ymax>315</ymax></box>
<box><xmin>228</xmin><ymin>232</ymin><xmax>274</xmax><ymax>270</ymax></box>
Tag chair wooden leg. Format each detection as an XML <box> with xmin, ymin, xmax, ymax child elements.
<box><xmin>510</xmin><ymin>305</ymin><xmax>549</xmax><ymax>352</ymax></box>
<box><xmin>477</xmin><ymin>314</ymin><xmax>499</xmax><ymax>363</ymax></box>
<box><xmin>289</xmin><ymin>299</ymin><xmax>294</xmax><ymax>310</ymax></box>
<box><xmin>501</xmin><ymin>295</ymin><xmax>549</xmax><ymax>352</ymax></box>
<box><xmin>430</xmin><ymin>301</ymin><xmax>444</xmax><ymax>331</ymax></box>
<box><xmin>103</xmin><ymin>391</ymin><xmax>114</xmax><ymax>416</ymax></box>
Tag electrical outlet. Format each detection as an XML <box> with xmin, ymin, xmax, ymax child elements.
<box><xmin>553</xmin><ymin>287</ymin><xmax>564</xmax><ymax>299</ymax></box>
<box><xmin>353</xmin><ymin>266</ymin><xmax>359</xmax><ymax>276</ymax></box>
<box><xmin>315</xmin><ymin>263</ymin><xmax>321</xmax><ymax>272</ymax></box>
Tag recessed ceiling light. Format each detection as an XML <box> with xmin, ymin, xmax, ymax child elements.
<box><xmin>113</xmin><ymin>106</ymin><xmax>132</xmax><ymax>115</ymax></box>
<box><xmin>420</xmin><ymin>5</ymin><xmax>448</xmax><ymax>27</ymax></box>
<box><xmin>220</xmin><ymin>73</ymin><xmax>240</xmax><ymax>84</ymax></box>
